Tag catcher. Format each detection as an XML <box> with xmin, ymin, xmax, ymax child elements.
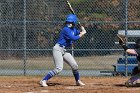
<box><xmin>117</xmin><ymin>34</ymin><xmax>140</xmax><ymax>87</ymax></box>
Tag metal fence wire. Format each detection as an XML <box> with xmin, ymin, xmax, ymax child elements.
<box><xmin>0</xmin><ymin>0</ymin><xmax>140</xmax><ymax>76</ymax></box>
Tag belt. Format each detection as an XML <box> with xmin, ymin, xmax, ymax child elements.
<box><xmin>56</xmin><ymin>43</ymin><xmax>65</xmax><ymax>48</ymax></box>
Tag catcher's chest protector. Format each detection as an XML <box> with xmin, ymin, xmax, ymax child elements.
<box><xmin>137</xmin><ymin>56</ymin><xmax>140</xmax><ymax>62</ymax></box>
<box><xmin>136</xmin><ymin>49</ymin><xmax>140</xmax><ymax>56</ymax></box>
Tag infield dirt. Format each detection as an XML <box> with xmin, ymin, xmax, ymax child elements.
<box><xmin>0</xmin><ymin>76</ymin><xmax>140</xmax><ymax>93</ymax></box>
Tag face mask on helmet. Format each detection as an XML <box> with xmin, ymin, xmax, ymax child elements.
<box><xmin>135</xmin><ymin>38</ymin><xmax>140</xmax><ymax>49</ymax></box>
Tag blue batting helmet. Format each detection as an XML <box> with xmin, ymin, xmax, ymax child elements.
<box><xmin>65</xmin><ymin>14</ymin><xmax>77</xmax><ymax>25</ymax></box>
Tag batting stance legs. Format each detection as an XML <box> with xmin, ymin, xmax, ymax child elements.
<box><xmin>40</xmin><ymin>44</ymin><xmax>85</xmax><ymax>87</ymax></box>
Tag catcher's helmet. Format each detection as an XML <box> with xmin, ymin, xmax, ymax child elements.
<box><xmin>65</xmin><ymin>14</ymin><xmax>77</xmax><ymax>25</ymax></box>
<box><xmin>135</xmin><ymin>38</ymin><xmax>140</xmax><ymax>49</ymax></box>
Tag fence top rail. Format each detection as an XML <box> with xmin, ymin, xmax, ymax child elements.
<box><xmin>118</xmin><ymin>30</ymin><xmax>140</xmax><ymax>37</ymax></box>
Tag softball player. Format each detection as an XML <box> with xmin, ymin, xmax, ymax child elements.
<box><xmin>40</xmin><ymin>14</ymin><xmax>86</xmax><ymax>87</ymax></box>
<box><xmin>118</xmin><ymin>37</ymin><xmax>140</xmax><ymax>87</ymax></box>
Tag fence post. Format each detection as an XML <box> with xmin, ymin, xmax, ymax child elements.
<box><xmin>125</xmin><ymin>0</ymin><xmax>128</xmax><ymax>77</ymax></box>
<box><xmin>23</xmin><ymin>0</ymin><xmax>27</xmax><ymax>76</ymax></box>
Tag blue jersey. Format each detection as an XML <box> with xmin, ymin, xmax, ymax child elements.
<box><xmin>56</xmin><ymin>26</ymin><xmax>80</xmax><ymax>47</ymax></box>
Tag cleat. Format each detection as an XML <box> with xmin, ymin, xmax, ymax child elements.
<box><xmin>125</xmin><ymin>80</ymin><xmax>134</xmax><ymax>87</ymax></box>
<box><xmin>76</xmin><ymin>80</ymin><xmax>85</xmax><ymax>86</ymax></box>
<box><xmin>40</xmin><ymin>80</ymin><xmax>48</xmax><ymax>87</ymax></box>
<box><xmin>125</xmin><ymin>78</ymin><xmax>140</xmax><ymax>87</ymax></box>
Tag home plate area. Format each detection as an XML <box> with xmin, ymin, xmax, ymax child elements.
<box><xmin>0</xmin><ymin>76</ymin><xmax>140</xmax><ymax>93</ymax></box>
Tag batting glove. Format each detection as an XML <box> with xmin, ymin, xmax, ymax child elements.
<box><xmin>81</xmin><ymin>26</ymin><xmax>86</xmax><ymax>35</ymax></box>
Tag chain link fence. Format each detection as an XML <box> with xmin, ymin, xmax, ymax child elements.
<box><xmin>0</xmin><ymin>0</ymin><xmax>140</xmax><ymax>76</ymax></box>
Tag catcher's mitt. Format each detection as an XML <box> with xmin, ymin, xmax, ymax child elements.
<box><xmin>117</xmin><ymin>34</ymin><xmax>126</xmax><ymax>45</ymax></box>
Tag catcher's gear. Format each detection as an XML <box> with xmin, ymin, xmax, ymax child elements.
<box><xmin>117</xmin><ymin>34</ymin><xmax>126</xmax><ymax>45</ymax></box>
<box><xmin>135</xmin><ymin>38</ymin><xmax>140</xmax><ymax>54</ymax></box>
<box><xmin>117</xmin><ymin>34</ymin><xmax>128</xmax><ymax>51</ymax></box>
<box><xmin>125</xmin><ymin>75</ymin><xmax>140</xmax><ymax>87</ymax></box>
<box><xmin>132</xmin><ymin>66</ymin><xmax>140</xmax><ymax>75</ymax></box>
<box><xmin>135</xmin><ymin>38</ymin><xmax>140</xmax><ymax>49</ymax></box>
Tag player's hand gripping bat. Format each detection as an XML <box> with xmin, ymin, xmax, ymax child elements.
<box><xmin>117</xmin><ymin>34</ymin><xmax>126</xmax><ymax>45</ymax></box>
<box><xmin>66</xmin><ymin>1</ymin><xmax>82</xmax><ymax>27</ymax></box>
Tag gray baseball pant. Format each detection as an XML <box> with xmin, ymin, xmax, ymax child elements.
<box><xmin>52</xmin><ymin>44</ymin><xmax>78</xmax><ymax>74</ymax></box>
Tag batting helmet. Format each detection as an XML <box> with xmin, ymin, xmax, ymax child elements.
<box><xmin>65</xmin><ymin>14</ymin><xmax>77</xmax><ymax>25</ymax></box>
<box><xmin>135</xmin><ymin>38</ymin><xmax>140</xmax><ymax>49</ymax></box>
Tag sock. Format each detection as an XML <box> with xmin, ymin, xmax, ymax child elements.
<box><xmin>43</xmin><ymin>70</ymin><xmax>57</xmax><ymax>81</ymax></box>
<box><xmin>73</xmin><ymin>70</ymin><xmax>80</xmax><ymax>81</ymax></box>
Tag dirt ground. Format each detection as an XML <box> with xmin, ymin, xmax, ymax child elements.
<box><xmin>0</xmin><ymin>76</ymin><xmax>140</xmax><ymax>93</ymax></box>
